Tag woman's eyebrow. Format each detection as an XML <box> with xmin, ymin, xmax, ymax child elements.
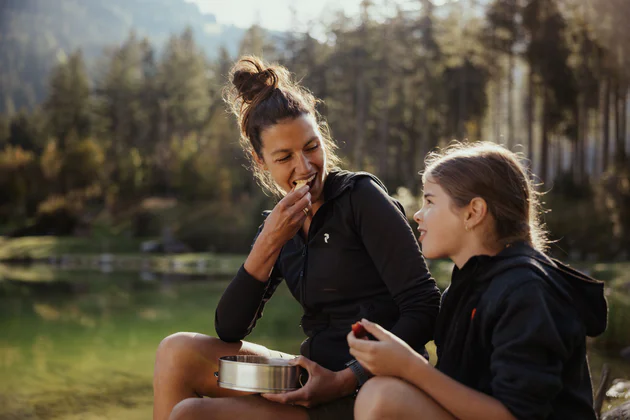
<box><xmin>423</xmin><ymin>193</ymin><xmax>435</xmax><ymax>198</ymax></box>
<box><xmin>271</xmin><ymin>148</ymin><xmax>291</xmax><ymax>156</ymax></box>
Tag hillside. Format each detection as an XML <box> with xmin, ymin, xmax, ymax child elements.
<box><xmin>0</xmin><ymin>0</ymin><xmax>250</xmax><ymax>113</ymax></box>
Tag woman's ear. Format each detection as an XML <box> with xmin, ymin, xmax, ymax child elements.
<box><xmin>253</xmin><ymin>152</ymin><xmax>267</xmax><ymax>171</ymax></box>
<box><xmin>464</xmin><ymin>197</ymin><xmax>488</xmax><ymax>230</ymax></box>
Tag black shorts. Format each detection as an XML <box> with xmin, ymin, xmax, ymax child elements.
<box><xmin>307</xmin><ymin>395</ymin><xmax>355</xmax><ymax>420</ymax></box>
<box><xmin>265</xmin><ymin>349</ymin><xmax>355</xmax><ymax>420</ymax></box>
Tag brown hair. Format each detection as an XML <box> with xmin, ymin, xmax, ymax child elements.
<box><xmin>422</xmin><ymin>142</ymin><xmax>549</xmax><ymax>252</ymax></box>
<box><xmin>223</xmin><ymin>56</ymin><xmax>341</xmax><ymax>196</ymax></box>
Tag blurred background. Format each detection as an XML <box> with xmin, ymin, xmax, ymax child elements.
<box><xmin>0</xmin><ymin>0</ymin><xmax>628</xmax><ymax>418</ymax></box>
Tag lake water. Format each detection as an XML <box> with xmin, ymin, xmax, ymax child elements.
<box><xmin>0</xmin><ymin>263</ymin><xmax>628</xmax><ymax>419</ymax></box>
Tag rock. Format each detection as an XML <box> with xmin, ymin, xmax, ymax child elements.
<box><xmin>602</xmin><ymin>400</ymin><xmax>630</xmax><ymax>420</ymax></box>
<box><xmin>607</xmin><ymin>380</ymin><xmax>630</xmax><ymax>399</ymax></box>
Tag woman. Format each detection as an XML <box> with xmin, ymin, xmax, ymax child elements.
<box><xmin>153</xmin><ymin>56</ymin><xmax>441</xmax><ymax>420</ymax></box>
<box><xmin>348</xmin><ymin>142</ymin><xmax>608</xmax><ymax>420</ymax></box>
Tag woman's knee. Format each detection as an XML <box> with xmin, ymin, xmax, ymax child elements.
<box><xmin>156</xmin><ymin>332</ymin><xmax>220</xmax><ymax>362</ymax></box>
<box><xmin>169</xmin><ymin>397</ymin><xmax>208</xmax><ymax>420</ymax></box>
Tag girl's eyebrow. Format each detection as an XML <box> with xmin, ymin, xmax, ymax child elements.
<box><xmin>423</xmin><ymin>193</ymin><xmax>435</xmax><ymax>198</ymax></box>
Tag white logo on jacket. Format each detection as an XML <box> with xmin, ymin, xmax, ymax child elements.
<box><xmin>324</xmin><ymin>233</ymin><xmax>330</xmax><ymax>243</ymax></box>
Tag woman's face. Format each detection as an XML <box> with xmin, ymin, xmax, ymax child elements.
<box><xmin>258</xmin><ymin>114</ymin><xmax>327</xmax><ymax>204</ymax></box>
<box><xmin>413</xmin><ymin>176</ymin><xmax>466</xmax><ymax>260</ymax></box>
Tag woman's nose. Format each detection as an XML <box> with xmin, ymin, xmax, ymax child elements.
<box><xmin>295</xmin><ymin>152</ymin><xmax>311</xmax><ymax>173</ymax></box>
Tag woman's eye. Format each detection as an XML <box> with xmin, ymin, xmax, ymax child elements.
<box><xmin>306</xmin><ymin>144</ymin><xmax>319</xmax><ymax>152</ymax></box>
<box><xmin>277</xmin><ymin>155</ymin><xmax>291</xmax><ymax>162</ymax></box>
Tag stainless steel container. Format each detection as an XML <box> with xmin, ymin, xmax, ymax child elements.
<box><xmin>215</xmin><ymin>355</ymin><xmax>302</xmax><ymax>393</ymax></box>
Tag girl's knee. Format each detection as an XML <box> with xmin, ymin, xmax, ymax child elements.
<box><xmin>169</xmin><ymin>397</ymin><xmax>207</xmax><ymax>420</ymax></box>
<box><xmin>355</xmin><ymin>377</ymin><xmax>403</xmax><ymax>419</ymax></box>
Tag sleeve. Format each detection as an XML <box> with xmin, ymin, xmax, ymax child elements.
<box><xmin>350</xmin><ymin>178</ymin><xmax>441</xmax><ymax>349</ymax></box>
<box><xmin>214</xmin><ymin>224</ymin><xmax>284</xmax><ymax>342</ymax></box>
<box><xmin>489</xmin><ymin>278</ymin><xmax>574</xmax><ymax>419</ymax></box>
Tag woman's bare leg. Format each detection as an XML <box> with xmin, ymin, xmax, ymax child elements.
<box><xmin>170</xmin><ymin>395</ymin><xmax>309</xmax><ymax>420</ymax></box>
<box><xmin>354</xmin><ymin>376</ymin><xmax>456</xmax><ymax>420</ymax></box>
<box><xmin>153</xmin><ymin>332</ymin><xmax>296</xmax><ymax>420</ymax></box>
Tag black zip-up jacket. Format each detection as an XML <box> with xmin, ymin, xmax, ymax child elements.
<box><xmin>435</xmin><ymin>242</ymin><xmax>608</xmax><ymax>420</ymax></box>
<box><xmin>215</xmin><ymin>169</ymin><xmax>440</xmax><ymax>371</ymax></box>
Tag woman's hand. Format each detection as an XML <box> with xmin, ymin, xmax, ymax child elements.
<box><xmin>261</xmin><ymin>356</ymin><xmax>356</xmax><ymax>408</ymax></box>
<box><xmin>260</xmin><ymin>184</ymin><xmax>312</xmax><ymax>247</ymax></box>
<box><xmin>347</xmin><ymin>319</ymin><xmax>429</xmax><ymax>378</ymax></box>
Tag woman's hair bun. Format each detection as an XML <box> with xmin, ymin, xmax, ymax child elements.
<box><xmin>232</xmin><ymin>58</ymin><xmax>279</xmax><ymax>103</ymax></box>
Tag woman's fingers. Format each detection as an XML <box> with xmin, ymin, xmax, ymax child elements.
<box><xmin>290</xmin><ymin>192</ymin><xmax>311</xmax><ymax>217</ymax></box>
<box><xmin>289</xmin><ymin>356</ymin><xmax>315</xmax><ymax>373</ymax></box>
<box><xmin>281</xmin><ymin>184</ymin><xmax>310</xmax><ymax>208</ymax></box>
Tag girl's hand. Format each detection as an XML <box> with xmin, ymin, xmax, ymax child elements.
<box><xmin>261</xmin><ymin>356</ymin><xmax>355</xmax><ymax>408</ymax></box>
<box><xmin>260</xmin><ymin>185</ymin><xmax>311</xmax><ymax>247</ymax></box>
<box><xmin>347</xmin><ymin>319</ymin><xmax>429</xmax><ymax>378</ymax></box>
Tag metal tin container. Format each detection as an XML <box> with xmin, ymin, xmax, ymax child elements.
<box><xmin>215</xmin><ymin>355</ymin><xmax>302</xmax><ymax>393</ymax></box>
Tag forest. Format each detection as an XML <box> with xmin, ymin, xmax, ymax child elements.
<box><xmin>1</xmin><ymin>0</ymin><xmax>629</xmax><ymax>258</ymax></box>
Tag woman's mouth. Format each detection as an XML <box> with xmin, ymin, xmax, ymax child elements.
<box><xmin>293</xmin><ymin>173</ymin><xmax>317</xmax><ymax>189</ymax></box>
<box><xmin>418</xmin><ymin>229</ymin><xmax>427</xmax><ymax>242</ymax></box>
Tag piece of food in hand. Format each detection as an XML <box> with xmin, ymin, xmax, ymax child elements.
<box><xmin>294</xmin><ymin>179</ymin><xmax>308</xmax><ymax>189</ymax></box>
<box><xmin>352</xmin><ymin>322</ymin><xmax>368</xmax><ymax>339</ymax></box>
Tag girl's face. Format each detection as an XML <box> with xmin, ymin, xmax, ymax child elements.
<box><xmin>258</xmin><ymin>114</ymin><xmax>327</xmax><ymax>204</ymax></box>
<box><xmin>413</xmin><ymin>177</ymin><xmax>467</xmax><ymax>261</ymax></box>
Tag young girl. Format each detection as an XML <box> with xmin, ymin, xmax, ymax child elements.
<box><xmin>347</xmin><ymin>142</ymin><xmax>608</xmax><ymax>420</ymax></box>
<box><xmin>152</xmin><ymin>57</ymin><xmax>440</xmax><ymax>420</ymax></box>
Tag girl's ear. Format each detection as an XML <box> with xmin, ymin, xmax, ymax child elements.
<box><xmin>464</xmin><ymin>197</ymin><xmax>488</xmax><ymax>230</ymax></box>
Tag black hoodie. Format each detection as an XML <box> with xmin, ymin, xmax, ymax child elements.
<box><xmin>434</xmin><ymin>242</ymin><xmax>608</xmax><ymax>420</ymax></box>
<box><xmin>215</xmin><ymin>169</ymin><xmax>441</xmax><ymax>371</ymax></box>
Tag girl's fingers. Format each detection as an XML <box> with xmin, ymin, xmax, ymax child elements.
<box><xmin>360</xmin><ymin>319</ymin><xmax>392</xmax><ymax>341</ymax></box>
<box><xmin>347</xmin><ymin>330</ymin><xmax>378</xmax><ymax>352</ymax></box>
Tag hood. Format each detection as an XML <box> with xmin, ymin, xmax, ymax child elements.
<box><xmin>323</xmin><ymin>168</ymin><xmax>388</xmax><ymax>202</ymax></box>
<box><xmin>496</xmin><ymin>242</ymin><xmax>608</xmax><ymax>337</ymax></box>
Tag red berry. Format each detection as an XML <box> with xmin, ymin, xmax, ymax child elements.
<box><xmin>352</xmin><ymin>322</ymin><xmax>368</xmax><ymax>338</ymax></box>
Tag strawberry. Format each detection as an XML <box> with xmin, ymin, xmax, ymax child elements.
<box><xmin>351</xmin><ymin>322</ymin><xmax>368</xmax><ymax>339</ymax></box>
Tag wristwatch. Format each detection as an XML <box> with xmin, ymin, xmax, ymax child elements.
<box><xmin>345</xmin><ymin>359</ymin><xmax>370</xmax><ymax>391</ymax></box>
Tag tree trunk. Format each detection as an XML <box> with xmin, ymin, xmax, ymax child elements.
<box><xmin>459</xmin><ymin>61</ymin><xmax>467</xmax><ymax>140</ymax></box>
<box><xmin>615</xmin><ymin>82</ymin><xmax>627</xmax><ymax>166</ymax></box>
<box><xmin>571</xmin><ymin>101</ymin><xmax>583</xmax><ymax>184</ymax></box>
<box><xmin>580</xmin><ymin>99</ymin><xmax>589</xmax><ymax>184</ymax></box>
<box><xmin>541</xmin><ymin>87</ymin><xmax>549</xmax><ymax>184</ymax></box>
<box><xmin>527</xmin><ymin>66</ymin><xmax>535</xmax><ymax>165</ymax></box>
<box><xmin>494</xmin><ymin>68</ymin><xmax>502</xmax><ymax>143</ymax></box>
<box><xmin>507</xmin><ymin>51</ymin><xmax>515</xmax><ymax>149</ymax></box>
<box><xmin>602</xmin><ymin>77</ymin><xmax>610</xmax><ymax>172</ymax></box>
<box><xmin>378</xmin><ymin>25</ymin><xmax>391</xmax><ymax>181</ymax></box>
<box><xmin>354</xmin><ymin>64</ymin><xmax>366</xmax><ymax>168</ymax></box>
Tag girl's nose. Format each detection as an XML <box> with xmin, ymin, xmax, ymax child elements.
<box><xmin>413</xmin><ymin>209</ymin><xmax>424</xmax><ymax>224</ymax></box>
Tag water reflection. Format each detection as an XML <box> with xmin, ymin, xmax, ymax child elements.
<box><xmin>0</xmin><ymin>263</ymin><xmax>628</xmax><ymax>419</ymax></box>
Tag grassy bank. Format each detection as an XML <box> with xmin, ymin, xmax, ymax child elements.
<box><xmin>0</xmin><ymin>236</ymin><xmax>145</xmax><ymax>260</ymax></box>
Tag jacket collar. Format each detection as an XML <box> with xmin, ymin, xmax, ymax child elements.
<box><xmin>324</xmin><ymin>168</ymin><xmax>388</xmax><ymax>202</ymax></box>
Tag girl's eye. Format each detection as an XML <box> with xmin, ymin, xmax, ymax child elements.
<box><xmin>277</xmin><ymin>155</ymin><xmax>291</xmax><ymax>163</ymax></box>
<box><xmin>306</xmin><ymin>144</ymin><xmax>319</xmax><ymax>152</ymax></box>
